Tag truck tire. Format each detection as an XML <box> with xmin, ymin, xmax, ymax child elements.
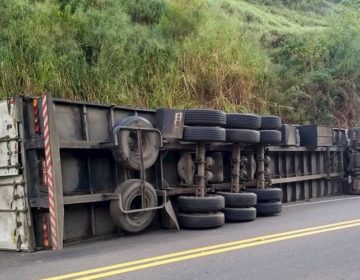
<box><xmin>345</xmin><ymin>183</ymin><xmax>360</xmax><ymax>195</ymax></box>
<box><xmin>183</xmin><ymin>126</ymin><xmax>226</xmax><ymax>142</ymax></box>
<box><xmin>177</xmin><ymin>195</ymin><xmax>225</xmax><ymax>213</ymax></box>
<box><xmin>256</xmin><ymin>201</ymin><xmax>282</xmax><ymax>216</ymax></box>
<box><xmin>353</xmin><ymin>152</ymin><xmax>360</xmax><ymax>168</ymax></box>
<box><xmin>260</xmin><ymin>130</ymin><xmax>282</xmax><ymax>144</ymax></box>
<box><xmin>184</xmin><ymin>109</ymin><xmax>226</xmax><ymax>127</ymax></box>
<box><xmin>178</xmin><ymin>212</ymin><xmax>225</xmax><ymax>229</ymax></box>
<box><xmin>226</xmin><ymin>129</ymin><xmax>260</xmax><ymax>144</ymax></box>
<box><xmin>112</xmin><ymin>116</ymin><xmax>159</xmax><ymax>170</ymax></box>
<box><xmin>346</xmin><ymin>189</ymin><xmax>360</xmax><ymax>195</ymax></box>
<box><xmin>226</xmin><ymin>113</ymin><xmax>261</xmax><ymax>129</ymax></box>
<box><xmin>217</xmin><ymin>192</ymin><xmax>257</xmax><ymax>207</ymax></box>
<box><xmin>110</xmin><ymin>179</ymin><xmax>158</xmax><ymax>233</ymax></box>
<box><xmin>260</xmin><ymin>116</ymin><xmax>281</xmax><ymax>130</ymax></box>
<box><xmin>223</xmin><ymin>207</ymin><xmax>256</xmax><ymax>222</ymax></box>
<box><xmin>244</xmin><ymin>188</ymin><xmax>283</xmax><ymax>202</ymax></box>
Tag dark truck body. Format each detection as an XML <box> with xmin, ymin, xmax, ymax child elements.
<box><xmin>0</xmin><ymin>95</ymin><xmax>348</xmax><ymax>251</ymax></box>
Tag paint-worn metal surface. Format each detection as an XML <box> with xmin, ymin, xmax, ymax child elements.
<box><xmin>0</xmin><ymin>100</ymin><xmax>19</xmax><ymax>177</ymax></box>
<box><xmin>0</xmin><ymin>100</ymin><xmax>29</xmax><ymax>251</ymax></box>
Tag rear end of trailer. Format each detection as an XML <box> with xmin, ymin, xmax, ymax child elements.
<box><xmin>0</xmin><ymin>94</ymin><xmax>349</xmax><ymax>252</ymax></box>
<box><xmin>0</xmin><ymin>95</ymin><xmax>165</xmax><ymax>251</ymax></box>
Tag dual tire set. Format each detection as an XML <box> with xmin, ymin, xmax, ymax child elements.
<box><xmin>182</xmin><ymin>109</ymin><xmax>226</xmax><ymax>142</ymax></box>
<box><xmin>183</xmin><ymin>109</ymin><xmax>282</xmax><ymax>144</ymax></box>
<box><xmin>176</xmin><ymin>193</ymin><xmax>256</xmax><ymax>230</ymax></box>
<box><xmin>226</xmin><ymin>113</ymin><xmax>282</xmax><ymax>145</ymax></box>
<box><xmin>217</xmin><ymin>192</ymin><xmax>257</xmax><ymax>222</ymax></box>
<box><xmin>220</xmin><ymin>188</ymin><xmax>283</xmax><ymax>220</ymax></box>
<box><xmin>177</xmin><ymin>195</ymin><xmax>225</xmax><ymax>229</ymax></box>
<box><xmin>258</xmin><ymin>116</ymin><xmax>282</xmax><ymax>145</ymax></box>
<box><xmin>245</xmin><ymin>188</ymin><xmax>283</xmax><ymax>216</ymax></box>
<box><xmin>177</xmin><ymin>188</ymin><xmax>283</xmax><ymax>229</ymax></box>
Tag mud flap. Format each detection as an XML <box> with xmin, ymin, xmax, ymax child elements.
<box><xmin>164</xmin><ymin>199</ymin><xmax>180</xmax><ymax>231</ymax></box>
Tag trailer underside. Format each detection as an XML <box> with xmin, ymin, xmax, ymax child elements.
<box><xmin>0</xmin><ymin>95</ymin><xmax>350</xmax><ymax>251</ymax></box>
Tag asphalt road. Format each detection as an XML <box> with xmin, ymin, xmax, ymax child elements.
<box><xmin>1</xmin><ymin>195</ymin><xmax>360</xmax><ymax>280</ymax></box>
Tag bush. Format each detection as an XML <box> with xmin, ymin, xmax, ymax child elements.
<box><xmin>159</xmin><ymin>3</ymin><xmax>199</xmax><ymax>40</ymax></box>
<box><xmin>177</xmin><ymin>14</ymin><xmax>272</xmax><ymax>112</ymax></box>
<box><xmin>122</xmin><ymin>0</ymin><xmax>165</xmax><ymax>25</ymax></box>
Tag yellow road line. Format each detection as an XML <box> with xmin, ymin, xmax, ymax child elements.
<box><xmin>75</xmin><ymin>222</ymin><xmax>360</xmax><ymax>280</ymax></box>
<box><xmin>44</xmin><ymin>219</ymin><xmax>360</xmax><ymax>280</ymax></box>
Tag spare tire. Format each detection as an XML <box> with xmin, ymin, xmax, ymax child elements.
<box><xmin>177</xmin><ymin>195</ymin><xmax>225</xmax><ymax>213</ymax></box>
<box><xmin>226</xmin><ymin>113</ymin><xmax>261</xmax><ymax>129</ymax></box>
<box><xmin>260</xmin><ymin>130</ymin><xmax>282</xmax><ymax>144</ymax></box>
<box><xmin>226</xmin><ymin>129</ymin><xmax>260</xmax><ymax>144</ymax></box>
<box><xmin>110</xmin><ymin>179</ymin><xmax>158</xmax><ymax>233</ymax></box>
<box><xmin>183</xmin><ymin>126</ymin><xmax>226</xmax><ymax>142</ymax></box>
<box><xmin>112</xmin><ymin>116</ymin><xmax>159</xmax><ymax>170</ymax></box>
<box><xmin>184</xmin><ymin>109</ymin><xmax>226</xmax><ymax>127</ymax></box>
<box><xmin>178</xmin><ymin>212</ymin><xmax>225</xmax><ymax>229</ymax></box>
<box><xmin>223</xmin><ymin>207</ymin><xmax>256</xmax><ymax>222</ymax></box>
<box><xmin>244</xmin><ymin>188</ymin><xmax>283</xmax><ymax>202</ymax></box>
<box><xmin>261</xmin><ymin>116</ymin><xmax>281</xmax><ymax>130</ymax></box>
<box><xmin>217</xmin><ymin>192</ymin><xmax>257</xmax><ymax>207</ymax></box>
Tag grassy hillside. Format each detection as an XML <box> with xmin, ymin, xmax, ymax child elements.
<box><xmin>1</xmin><ymin>0</ymin><xmax>360</xmax><ymax>126</ymax></box>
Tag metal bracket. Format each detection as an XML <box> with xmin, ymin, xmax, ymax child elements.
<box><xmin>113</xmin><ymin>124</ymin><xmax>164</xmax><ymax>209</ymax></box>
<box><xmin>0</xmin><ymin>180</ymin><xmax>24</xmax><ymax>188</ymax></box>
<box><xmin>0</xmin><ymin>208</ymin><xmax>27</xmax><ymax>213</ymax></box>
<box><xmin>117</xmin><ymin>190</ymin><xmax>167</xmax><ymax>214</ymax></box>
<box><xmin>0</xmin><ymin>164</ymin><xmax>22</xmax><ymax>170</ymax></box>
<box><xmin>112</xmin><ymin>126</ymin><xmax>163</xmax><ymax>148</ymax></box>
<box><xmin>0</xmin><ymin>136</ymin><xmax>20</xmax><ymax>143</ymax></box>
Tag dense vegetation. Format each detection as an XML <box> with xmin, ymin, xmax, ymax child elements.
<box><xmin>1</xmin><ymin>0</ymin><xmax>360</xmax><ymax>126</ymax></box>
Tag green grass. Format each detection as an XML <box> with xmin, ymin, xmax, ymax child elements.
<box><xmin>1</xmin><ymin>0</ymin><xmax>360</xmax><ymax>126</ymax></box>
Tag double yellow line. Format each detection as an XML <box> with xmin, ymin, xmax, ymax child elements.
<box><xmin>44</xmin><ymin>219</ymin><xmax>360</xmax><ymax>280</ymax></box>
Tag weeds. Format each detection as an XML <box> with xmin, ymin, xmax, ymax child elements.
<box><xmin>0</xmin><ymin>0</ymin><xmax>360</xmax><ymax>126</ymax></box>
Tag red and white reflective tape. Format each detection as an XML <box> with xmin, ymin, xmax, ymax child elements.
<box><xmin>42</xmin><ymin>94</ymin><xmax>58</xmax><ymax>250</ymax></box>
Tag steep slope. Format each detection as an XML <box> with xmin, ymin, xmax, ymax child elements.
<box><xmin>1</xmin><ymin>0</ymin><xmax>360</xmax><ymax>126</ymax></box>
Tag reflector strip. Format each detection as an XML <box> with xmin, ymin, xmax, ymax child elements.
<box><xmin>42</xmin><ymin>94</ymin><xmax>59</xmax><ymax>250</ymax></box>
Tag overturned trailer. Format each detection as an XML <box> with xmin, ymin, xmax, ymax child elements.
<box><xmin>0</xmin><ymin>94</ymin><xmax>349</xmax><ymax>252</ymax></box>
